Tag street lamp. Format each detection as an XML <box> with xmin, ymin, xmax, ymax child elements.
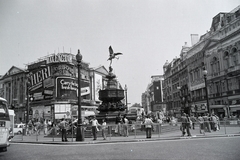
<box><xmin>202</xmin><ymin>69</ymin><xmax>210</xmax><ymax>115</ymax></box>
<box><xmin>177</xmin><ymin>86</ymin><xmax>184</xmax><ymax>115</ymax></box>
<box><xmin>76</xmin><ymin>49</ymin><xmax>84</xmax><ymax>141</ymax></box>
<box><xmin>26</xmin><ymin>81</ymin><xmax>30</xmax><ymax>126</ymax></box>
<box><xmin>124</xmin><ymin>84</ymin><xmax>128</xmax><ymax>113</ymax></box>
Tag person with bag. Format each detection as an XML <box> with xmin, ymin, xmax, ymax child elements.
<box><xmin>144</xmin><ymin>115</ymin><xmax>154</xmax><ymax>138</ymax></box>
<box><xmin>90</xmin><ymin>116</ymin><xmax>100</xmax><ymax>140</ymax></box>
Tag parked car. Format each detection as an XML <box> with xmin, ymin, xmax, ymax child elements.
<box><xmin>13</xmin><ymin>123</ymin><xmax>25</xmax><ymax>134</ymax></box>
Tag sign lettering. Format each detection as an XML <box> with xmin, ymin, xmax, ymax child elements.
<box><xmin>29</xmin><ymin>66</ymin><xmax>51</xmax><ymax>87</ymax></box>
<box><xmin>46</xmin><ymin>53</ymin><xmax>73</xmax><ymax>64</ymax></box>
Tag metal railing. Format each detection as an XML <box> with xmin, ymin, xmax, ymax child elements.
<box><xmin>11</xmin><ymin>119</ymin><xmax>240</xmax><ymax>142</ymax></box>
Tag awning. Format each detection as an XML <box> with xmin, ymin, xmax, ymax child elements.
<box><xmin>193</xmin><ymin>103</ymin><xmax>207</xmax><ymax>112</ymax></box>
<box><xmin>229</xmin><ymin>105</ymin><xmax>240</xmax><ymax>108</ymax></box>
<box><xmin>72</xmin><ymin>105</ymin><xmax>98</xmax><ymax>110</ymax></box>
<box><xmin>228</xmin><ymin>95</ymin><xmax>240</xmax><ymax>100</ymax></box>
<box><xmin>210</xmin><ymin>105</ymin><xmax>226</xmax><ymax>109</ymax></box>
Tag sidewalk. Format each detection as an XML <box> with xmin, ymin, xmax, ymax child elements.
<box><xmin>10</xmin><ymin>125</ymin><xmax>240</xmax><ymax>145</ymax></box>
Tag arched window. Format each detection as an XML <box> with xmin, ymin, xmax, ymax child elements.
<box><xmin>231</xmin><ymin>47</ymin><xmax>238</xmax><ymax>66</ymax></box>
<box><xmin>223</xmin><ymin>51</ymin><xmax>229</xmax><ymax>69</ymax></box>
<box><xmin>210</xmin><ymin>56</ymin><xmax>220</xmax><ymax>75</ymax></box>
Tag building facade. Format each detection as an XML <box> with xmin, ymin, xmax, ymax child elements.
<box><xmin>163</xmin><ymin>6</ymin><xmax>240</xmax><ymax>118</ymax></box>
<box><xmin>0</xmin><ymin>52</ymin><xmax>109</xmax><ymax>123</ymax></box>
<box><xmin>142</xmin><ymin>75</ymin><xmax>165</xmax><ymax>115</ymax></box>
<box><xmin>0</xmin><ymin>66</ymin><xmax>28</xmax><ymax>123</ymax></box>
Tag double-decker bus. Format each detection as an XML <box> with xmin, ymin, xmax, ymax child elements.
<box><xmin>0</xmin><ymin>97</ymin><xmax>10</xmax><ymax>152</ymax></box>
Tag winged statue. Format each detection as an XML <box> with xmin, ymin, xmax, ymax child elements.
<box><xmin>107</xmin><ymin>46</ymin><xmax>123</xmax><ymax>66</ymax></box>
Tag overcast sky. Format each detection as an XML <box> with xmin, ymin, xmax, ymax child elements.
<box><xmin>0</xmin><ymin>0</ymin><xmax>239</xmax><ymax>105</ymax></box>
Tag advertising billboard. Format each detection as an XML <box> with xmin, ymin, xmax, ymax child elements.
<box><xmin>56</xmin><ymin>77</ymin><xmax>90</xmax><ymax>100</ymax></box>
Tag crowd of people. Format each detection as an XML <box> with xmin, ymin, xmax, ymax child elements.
<box><xmin>23</xmin><ymin>111</ymin><xmax>222</xmax><ymax>140</ymax></box>
<box><xmin>180</xmin><ymin>113</ymin><xmax>221</xmax><ymax>137</ymax></box>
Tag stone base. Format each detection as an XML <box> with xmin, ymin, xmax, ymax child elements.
<box><xmin>96</xmin><ymin>111</ymin><xmax>137</xmax><ymax>124</ymax></box>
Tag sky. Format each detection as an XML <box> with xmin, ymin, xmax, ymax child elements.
<box><xmin>0</xmin><ymin>0</ymin><xmax>239</xmax><ymax>105</ymax></box>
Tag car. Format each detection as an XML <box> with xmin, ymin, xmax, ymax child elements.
<box><xmin>13</xmin><ymin>123</ymin><xmax>25</xmax><ymax>135</ymax></box>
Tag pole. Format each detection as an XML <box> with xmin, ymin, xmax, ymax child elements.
<box><xmin>204</xmin><ymin>75</ymin><xmax>210</xmax><ymax>115</ymax></box>
<box><xmin>125</xmin><ymin>85</ymin><xmax>128</xmax><ymax>113</ymax></box>
<box><xmin>76</xmin><ymin>50</ymin><xmax>84</xmax><ymax>141</ymax></box>
<box><xmin>26</xmin><ymin>83</ymin><xmax>29</xmax><ymax>126</ymax></box>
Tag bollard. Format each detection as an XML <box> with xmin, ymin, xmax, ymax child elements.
<box><xmin>134</xmin><ymin>124</ymin><xmax>137</xmax><ymax>139</ymax></box>
<box><xmin>109</xmin><ymin>125</ymin><xmax>112</xmax><ymax>140</ymax></box>
<box><xmin>158</xmin><ymin>123</ymin><xmax>160</xmax><ymax>138</ymax></box>
<box><xmin>224</xmin><ymin>119</ymin><xmax>227</xmax><ymax>135</ymax></box>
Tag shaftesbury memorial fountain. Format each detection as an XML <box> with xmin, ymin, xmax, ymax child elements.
<box><xmin>96</xmin><ymin>46</ymin><xmax>129</xmax><ymax>123</ymax></box>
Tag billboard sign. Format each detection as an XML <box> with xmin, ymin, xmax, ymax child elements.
<box><xmin>56</xmin><ymin>77</ymin><xmax>90</xmax><ymax>100</ymax></box>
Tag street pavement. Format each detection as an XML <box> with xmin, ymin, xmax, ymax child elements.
<box><xmin>10</xmin><ymin>124</ymin><xmax>240</xmax><ymax>145</ymax></box>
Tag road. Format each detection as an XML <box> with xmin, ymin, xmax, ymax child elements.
<box><xmin>1</xmin><ymin>136</ymin><xmax>240</xmax><ymax>160</ymax></box>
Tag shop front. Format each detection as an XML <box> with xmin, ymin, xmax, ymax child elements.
<box><xmin>229</xmin><ymin>105</ymin><xmax>240</xmax><ymax>118</ymax></box>
<box><xmin>191</xmin><ymin>103</ymin><xmax>208</xmax><ymax>115</ymax></box>
<box><xmin>228</xmin><ymin>95</ymin><xmax>240</xmax><ymax>118</ymax></box>
<box><xmin>209</xmin><ymin>105</ymin><xmax>227</xmax><ymax>119</ymax></box>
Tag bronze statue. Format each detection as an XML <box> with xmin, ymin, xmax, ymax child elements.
<box><xmin>108</xmin><ymin>46</ymin><xmax>123</xmax><ymax>66</ymax></box>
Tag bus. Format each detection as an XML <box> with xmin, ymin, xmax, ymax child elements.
<box><xmin>0</xmin><ymin>97</ymin><xmax>10</xmax><ymax>152</ymax></box>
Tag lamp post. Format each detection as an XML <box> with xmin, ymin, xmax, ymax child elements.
<box><xmin>203</xmin><ymin>69</ymin><xmax>210</xmax><ymax>115</ymax></box>
<box><xmin>76</xmin><ymin>49</ymin><xmax>84</xmax><ymax>141</ymax></box>
<box><xmin>26</xmin><ymin>81</ymin><xmax>30</xmax><ymax>126</ymax></box>
<box><xmin>177</xmin><ymin>86</ymin><xmax>184</xmax><ymax>115</ymax></box>
<box><xmin>124</xmin><ymin>84</ymin><xmax>128</xmax><ymax>113</ymax></box>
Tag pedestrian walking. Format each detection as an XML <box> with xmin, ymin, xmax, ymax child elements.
<box><xmin>101</xmin><ymin>118</ymin><xmax>107</xmax><ymax>140</ymax></box>
<box><xmin>211</xmin><ymin>113</ymin><xmax>220</xmax><ymax>131</ymax></box>
<box><xmin>90</xmin><ymin>116</ymin><xmax>100</xmax><ymax>140</ymax></box>
<box><xmin>47</xmin><ymin>119</ymin><xmax>52</xmax><ymax>133</ymax></box>
<box><xmin>190</xmin><ymin>115</ymin><xmax>197</xmax><ymax>130</ymax></box>
<box><xmin>35</xmin><ymin>119</ymin><xmax>41</xmax><ymax>135</ymax></box>
<box><xmin>115</xmin><ymin>112</ymin><xmax>123</xmax><ymax>136</ymax></box>
<box><xmin>122</xmin><ymin>114</ymin><xmax>129</xmax><ymax>137</ymax></box>
<box><xmin>27</xmin><ymin>119</ymin><xmax>34</xmax><ymax>136</ymax></box>
<box><xmin>215</xmin><ymin>114</ymin><xmax>220</xmax><ymax>131</ymax></box>
<box><xmin>203</xmin><ymin>113</ymin><xmax>211</xmax><ymax>132</ymax></box>
<box><xmin>43</xmin><ymin>119</ymin><xmax>48</xmax><ymax>135</ymax></box>
<box><xmin>144</xmin><ymin>115</ymin><xmax>154</xmax><ymax>138</ymax></box>
<box><xmin>181</xmin><ymin>113</ymin><xmax>191</xmax><ymax>137</ymax></box>
<box><xmin>198</xmin><ymin>114</ymin><xmax>205</xmax><ymax>134</ymax></box>
<box><xmin>59</xmin><ymin>118</ymin><xmax>68</xmax><ymax>142</ymax></box>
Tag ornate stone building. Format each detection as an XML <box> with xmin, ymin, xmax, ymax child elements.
<box><xmin>163</xmin><ymin>5</ymin><xmax>240</xmax><ymax>118</ymax></box>
<box><xmin>142</xmin><ymin>75</ymin><xmax>165</xmax><ymax>115</ymax></box>
<box><xmin>0</xmin><ymin>66</ymin><xmax>28</xmax><ymax>123</ymax></box>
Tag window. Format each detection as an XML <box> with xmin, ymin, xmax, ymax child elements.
<box><xmin>211</xmin><ymin>57</ymin><xmax>220</xmax><ymax>75</ymax></box>
<box><xmin>223</xmin><ymin>51</ymin><xmax>229</xmax><ymax>69</ymax></box>
<box><xmin>215</xmin><ymin>82</ymin><xmax>220</xmax><ymax>93</ymax></box>
<box><xmin>231</xmin><ymin>47</ymin><xmax>238</xmax><ymax>66</ymax></box>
